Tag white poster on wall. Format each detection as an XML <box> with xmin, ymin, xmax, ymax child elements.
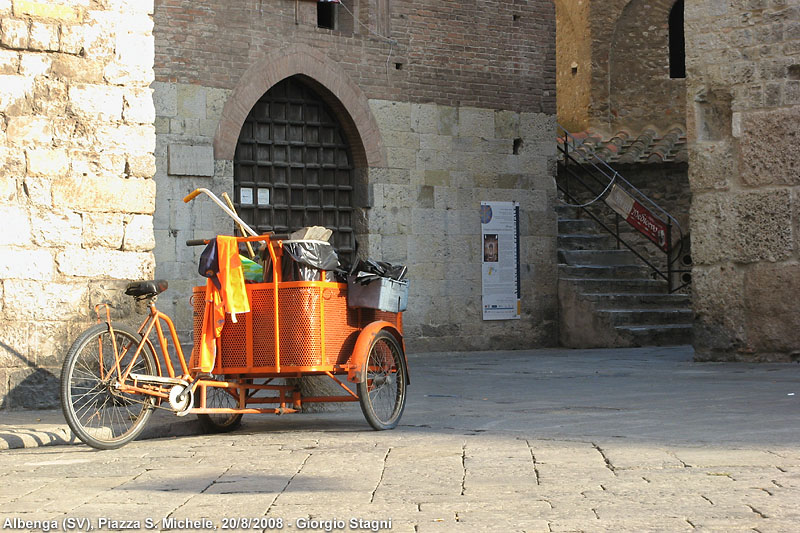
<box><xmin>480</xmin><ymin>201</ymin><xmax>521</xmax><ymax>320</ymax></box>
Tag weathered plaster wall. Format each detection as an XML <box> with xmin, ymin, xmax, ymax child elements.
<box><xmin>686</xmin><ymin>1</ymin><xmax>800</xmax><ymax>361</ymax></box>
<box><xmin>0</xmin><ymin>0</ymin><xmax>156</xmax><ymax>408</ymax></box>
<box><xmin>555</xmin><ymin>0</ymin><xmax>592</xmax><ymax>132</ymax></box>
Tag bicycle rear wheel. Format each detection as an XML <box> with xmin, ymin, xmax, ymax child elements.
<box><xmin>357</xmin><ymin>330</ymin><xmax>407</xmax><ymax>430</ymax></box>
<box><xmin>60</xmin><ymin>323</ymin><xmax>157</xmax><ymax>450</ymax></box>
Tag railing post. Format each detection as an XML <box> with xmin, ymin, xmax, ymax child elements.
<box><xmin>562</xmin><ymin>142</ymin><xmax>570</xmax><ymax>199</ymax></box>
<box><xmin>666</xmin><ymin>222</ymin><xmax>673</xmax><ymax>294</ymax></box>
<box><xmin>615</xmin><ymin>213</ymin><xmax>620</xmax><ymax>250</ymax></box>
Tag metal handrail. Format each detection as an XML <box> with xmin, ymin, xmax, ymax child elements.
<box><xmin>557</xmin><ymin>124</ymin><xmax>690</xmax><ymax>293</ymax></box>
<box><xmin>559</xmin><ymin>126</ymin><xmax>683</xmax><ymax>234</ymax></box>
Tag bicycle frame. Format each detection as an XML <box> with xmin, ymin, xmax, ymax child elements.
<box><xmin>94</xmin><ymin>298</ymin><xmax>190</xmax><ymax>404</ymax></box>
<box><xmin>94</xmin><ymin>283</ymin><xmax>365</xmax><ymax>415</ymax></box>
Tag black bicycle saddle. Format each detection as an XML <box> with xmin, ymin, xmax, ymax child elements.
<box><xmin>125</xmin><ymin>280</ymin><xmax>169</xmax><ymax>297</ymax></box>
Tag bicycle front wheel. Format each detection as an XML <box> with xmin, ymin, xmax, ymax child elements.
<box><xmin>60</xmin><ymin>323</ymin><xmax>157</xmax><ymax>450</ymax></box>
<box><xmin>196</xmin><ymin>379</ymin><xmax>247</xmax><ymax>433</ymax></box>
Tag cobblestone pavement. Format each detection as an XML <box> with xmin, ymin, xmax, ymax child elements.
<box><xmin>1</xmin><ymin>346</ymin><xmax>799</xmax><ymax>532</ymax></box>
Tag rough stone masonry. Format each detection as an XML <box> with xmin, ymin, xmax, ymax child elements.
<box><xmin>0</xmin><ymin>0</ymin><xmax>156</xmax><ymax>408</ymax></box>
<box><xmin>686</xmin><ymin>0</ymin><xmax>800</xmax><ymax>362</ymax></box>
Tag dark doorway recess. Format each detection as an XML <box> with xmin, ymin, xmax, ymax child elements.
<box><xmin>234</xmin><ymin>76</ymin><xmax>356</xmax><ymax>259</ymax></box>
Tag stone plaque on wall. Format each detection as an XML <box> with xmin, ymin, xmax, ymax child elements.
<box><xmin>168</xmin><ymin>144</ymin><xmax>214</xmax><ymax>176</ymax></box>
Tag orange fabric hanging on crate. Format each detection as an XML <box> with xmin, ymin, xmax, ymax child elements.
<box><xmin>198</xmin><ymin>236</ymin><xmax>251</xmax><ymax>372</ymax></box>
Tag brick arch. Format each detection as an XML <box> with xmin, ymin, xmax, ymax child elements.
<box><xmin>213</xmin><ymin>44</ymin><xmax>385</xmax><ymax>168</ymax></box>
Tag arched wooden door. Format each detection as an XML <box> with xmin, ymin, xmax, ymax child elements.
<box><xmin>233</xmin><ymin>76</ymin><xmax>355</xmax><ymax>259</ymax></box>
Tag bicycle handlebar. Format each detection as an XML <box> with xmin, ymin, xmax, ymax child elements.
<box><xmin>185</xmin><ymin>234</ymin><xmax>292</xmax><ymax>247</ymax></box>
<box><xmin>183</xmin><ymin>189</ymin><xmax>202</xmax><ymax>203</ymax></box>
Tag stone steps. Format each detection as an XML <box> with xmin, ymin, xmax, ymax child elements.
<box><xmin>615</xmin><ymin>324</ymin><xmax>693</xmax><ymax>346</ymax></box>
<box><xmin>557</xmin><ymin>205</ymin><xmax>692</xmax><ymax>348</ymax></box>
<box><xmin>558</xmin><ymin>218</ymin><xmax>602</xmax><ymax>234</ymax></box>
<box><xmin>559</xmin><ymin>264</ymin><xmax>653</xmax><ymax>279</ymax></box>
<box><xmin>558</xmin><ymin>249</ymin><xmax>639</xmax><ymax>266</ymax></box>
<box><xmin>596</xmin><ymin>308</ymin><xmax>694</xmax><ymax>326</ymax></box>
<box><xmin>557</xmin><ymin>234</ymin><xmax>617</xmax><ymax>250</ymax></box>
<box><xmin>580</xmin><ymin>292</ymin><xmax>691</xmax><ymax>309</ymax></box>
<box><xmin>560</xmin><ymin>277</ymin><xmax>669</xmax><ymax>294</ymax></box>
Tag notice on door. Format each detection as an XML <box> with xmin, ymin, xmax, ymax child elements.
<box><xmin>480</xmin><ymin>201</ymin><xmax>521</xmax><ymax>320</ymax></box>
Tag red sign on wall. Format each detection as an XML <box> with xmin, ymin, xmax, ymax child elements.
<box><xmin>605</xmin><ymin>185</ymin><xmax>668</xmax><ymax>252</ymax></box>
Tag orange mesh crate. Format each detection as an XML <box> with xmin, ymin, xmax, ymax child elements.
<box><xmin>191</xmin><ymin>281</ymin><xmax>402</xmax><ymax>374</ymax></box>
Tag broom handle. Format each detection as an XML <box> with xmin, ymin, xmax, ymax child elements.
<box><xmin>222</xmin><ymin>192</ymin><xmax>256</xmax><ymax>259</ymax></box>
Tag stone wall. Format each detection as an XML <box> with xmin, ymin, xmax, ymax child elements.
<box><xmin>365</xmin><ymin>103</ymin><xmax>558</xmax><ymax>351</ymax></box>
<box><xmin>686</xmin><ymin>1</ymin><xmax>800</xmax><ymax>361</ymax></box>
<box><xmin>151</xmin><ymin>0</ymin><xmax>558</xmax><ymax>352</ymax></box>
<box><xmin>0</xmin><ymin>0</ymin><xmax>157</xmax><ymax>408</ymax></box>
<box><xmin>607</xmin><ymin>0</ymin><xmax>685</xmax><ymax>132</ymax></box>
<box><xmin>556</xmin><ymin>0</ymin><xmax>686</xmax><ymax>135</ymax></box>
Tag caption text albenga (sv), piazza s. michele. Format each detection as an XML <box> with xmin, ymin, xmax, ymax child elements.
<box><xmin>2</xmin><ymin>516</ymin><xmax>393</xmax><ymax>532</ymax></box>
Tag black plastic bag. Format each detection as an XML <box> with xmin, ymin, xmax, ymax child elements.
<box><xmin>262</xmin><ymin>240</ymin><xmax>340</xmax><ymax>282</ymax></box>
<box><xmin>349</xmin><ymin>258</ymin><xmax>407</xmax><ymax>285</ymax></box>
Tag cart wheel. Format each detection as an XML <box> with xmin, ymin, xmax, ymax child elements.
<box><xmin>60</xmin><ymin>323</ymin><xmax>156</xmax><ymax>450</ymax></box>
<box><xmin>196</xmin><ymin>379</ymin><xmax>247</xmax><ymax>433</ymax></box>
<box><xmin>357</xmin><ymin>330</ymin><xmax>407</xmax><ymax>430</ymax></box>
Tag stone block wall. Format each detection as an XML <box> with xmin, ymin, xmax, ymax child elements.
<box><xmin>365</xmin><ymin>102</ymin><xmax>558</xmax><ymax>351</ymax></box>
<box><xmin>151</xmin><ymin>80</ymin><xmax>232</xmax><ymax>332</ymax></box>
<box><xmin>686</xmin><ymin>1</ymin><xmax>800</xmax><ymax>361</ymax></box>
<box><xmin>606</xmin><ymin>0</ymin><xmax>686</xmax><ymax>133</ymax></box>
<box><xmin>151</xmin><ymin>0</ymin><xmax>558</xmax><ymax>352</ymax></box>
<box><xmin>555</xmin><ymin>0</ymin><xmax>686</xmax><ymax>134</ymax></box>
<box><xmin>0</xmin><ymin>0</ymin><xmax>156</xmax><ymax>409</ymax></box>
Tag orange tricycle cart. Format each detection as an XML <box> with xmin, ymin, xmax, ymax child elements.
<box><xmin>59</xmin><ymin>189</ymin><xmax>408</xmax><ymax>450</ymax></box>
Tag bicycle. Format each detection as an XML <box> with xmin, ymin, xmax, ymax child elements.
<box><xmin>60</xmin><ymin>190</ymin><xmax>409</xmax><ymax>450</ymax></box>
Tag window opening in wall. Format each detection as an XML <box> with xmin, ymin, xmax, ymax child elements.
<box><xmin>669</xmin><ymin>0</ymin><xmax>685</xmax><ymax>79</ymax></box>
<box><xmin>318</xmin><ymin>1</ymin><xmax>337</xmax><ymax>30</ymax></box>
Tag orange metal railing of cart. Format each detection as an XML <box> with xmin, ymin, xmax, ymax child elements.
<box><xmin>189</xmin><ymin>235</ymin><xmax>402</xmax><ymax>376</ymax></box>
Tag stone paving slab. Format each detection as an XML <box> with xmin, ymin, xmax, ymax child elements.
<box><xmin>1</xmin><ymin>346</ymin><xmax>799</xmax><ymax>532</ymax></box>
<box><xmin>2</xmin><ymin>431</ymin><xmax>798</xmax><ymax>532</ymax></box>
